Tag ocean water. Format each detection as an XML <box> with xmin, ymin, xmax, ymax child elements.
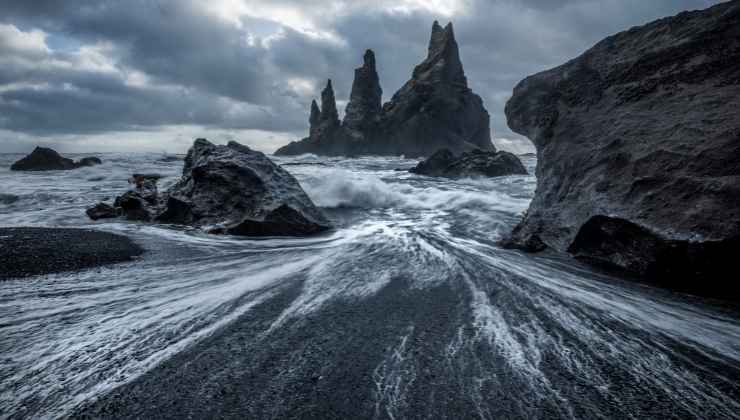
<box><xmin>0</xmin><ymin>152</ymin><xmax>738</xmax><ymax>419</ymax></box>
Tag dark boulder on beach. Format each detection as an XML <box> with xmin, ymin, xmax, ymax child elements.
<box><xmin>159</xmin><ymin>139</ymin><xmax>331</xmax><ymax>236</ymax></box>
<box><xmin>275</xmin><ymin>21</ymin><xmax>495</xmax><ymax>158</ymax></box>
<box><xmin>410</xmin><ymin>149</ymin><xmax>527</xmax><ymax>179</ymax></box>
<box><xmin>502</xmin><ymin>1</ymin><xmax>740</xmax><ymax>297</ymax></box>
<box><xmin>10</xmin><ymin>147</ymin><xmax>102</xmax><ymax>171</ymax></box>
<box><xmin>88</xmin><ymin>139</ymin><xmax>331</xmax><ymax>236</ymax></box>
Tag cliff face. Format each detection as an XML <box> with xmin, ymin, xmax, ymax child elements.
<box><xmin>504</xmin><ymin>2</ymin><xmax>740</xmax><ymax>296</ymax></box>
<box><xmin>275</xmin><ymin>22</ymin><xmax>495</xmax><ymax>157</ymax></box>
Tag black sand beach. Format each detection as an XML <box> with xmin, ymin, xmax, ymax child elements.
<box><xmin>0</xmin><ymin>227</ymin><xmax>143</xmax><ymax>280</ymax></box>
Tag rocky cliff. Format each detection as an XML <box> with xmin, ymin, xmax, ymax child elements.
<box><xmin>275</xmin><ymin>22</ymin><xmax>495</xmax><ymax>157</ymax></box>
<box><xmin>503</xmin><ymin>1</ymin><xmax>740</xmax><ymax>297</ymax></box>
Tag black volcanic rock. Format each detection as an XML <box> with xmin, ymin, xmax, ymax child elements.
<box><xmin>410</xmin><ymin>149</ymin><xmax>527</xmax><ymax>179</ymax></box>
<box><xmin>78</xmin><ymin>157</ymin><xmax>102</xmax><ymax>167</ymax></box>
<box><xmin>377</xmin><ymin>22</ymin><xmax>493</xmax><ymax>157</ymax></box>
<box><xmin>88</xmin><ymin>139</ymin><xmax>331</xmax><ymax>237</ymax></box>
<box><xmin>308</xmin><ymin>100</ymin><xmax>321</xmax><ymax>138</ymax></box>
<box><xmin>503</xmin><ymin>2</ymin><xmax>740</xmax><ymax>297</ymax></box>
<box><xmin>274</xmin><ymin>80</ymin><xmax>344</xmax><ymax>156</ymax></box>
<box><xmin>10</xmin><ymin>147</ymin><xmax>102</xmax><ymax>171</ymax></box>
<box><xmin>275</xmin><ymin>22</ymin><xmax>495</xmax><ymax>157</ymax></box>
<box><xmin>343</xmin><ymin>49</ymin><xmax>382</xmax><ymax>137</ymax></box>
<box><xmin>86</xmin><ymin>203</ymin><xmax>119</xmax><ymax>220</ymax></box>
<box><xmin>319</xmin><ymin>79</ymin><xmax>340</xmax><ymax>128</ymax></box>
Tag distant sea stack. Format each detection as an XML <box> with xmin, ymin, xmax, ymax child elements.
<box><xmin>10</xmin><ymin>147</ymin><xmax>101</xmax><ymax>171</ymax></box>
<box><xmin>503</xmin><ymin>2</ymin><xmax>740</xmax><ymax>298</ymax></box>
<box><xmin>275</xmin><ymin>21</ymin><xmax>495</xmax><ymax>157</ymax></box>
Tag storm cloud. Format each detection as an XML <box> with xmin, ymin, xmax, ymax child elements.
<box><xmin>0</xmin><ymin>0</ymin><xmax>726</xmax><ymax>152</ymax></box>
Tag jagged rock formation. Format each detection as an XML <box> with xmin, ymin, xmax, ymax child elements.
<box><xmin>87</xmin><ymin>139</ymin><xmax>331</xmax><ymax>236</ymax></box>
<box><xmin>503</xmin><ymin>2</ymin><xmax>740</xmax><ymax>297</ymax></box>
<box><xmin>410</xmin><ymin>149</ymin><xmax>527</xmax><ymax>179</ymax></box>
<box><xmin>275</xmin><ymin>22</ymin><xmax>495</xmax><ymax>157</ymax></box>
<box><xmin>273</xmin><ymin>80</ymin><xmax>344</xmax><ymax>156</ymax></box>
<box><xmin>343</xmin><ymin>49</ymin><xmax>383</xmax><ymax>139</ymax></box>
<box><xmin>10</xmin><ymin>147</ymin><xmax>101</xmax><ymax>171</ymax></box>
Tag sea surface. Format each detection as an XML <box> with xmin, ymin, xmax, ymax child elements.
<box><xmin>0</xmin><ymin>152</ymin><xmax>739</xmax><ymax>419</ymax></box>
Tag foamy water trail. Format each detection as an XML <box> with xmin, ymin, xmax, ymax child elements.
<box><xmin>1</xmin><ymin>153</ymin><xmax>739</xmax><ymax>419</ymax></box>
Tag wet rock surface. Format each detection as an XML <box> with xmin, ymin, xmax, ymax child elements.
<box><xmin>10</xmin><ymin>147</ymin><xmax>102</xmax><ymax>171</ymax></box>
<box><xmin>87</xmin><ymin>139</ymin><xmax>331</xmax><ymax>236</ymax></box>
<box><xmin>85</xmin><ymin>203</ymin><xmax>119</xmax><ymax>220</ymax></box>
<box><xmin>410</xmin><ymin>149</ymin><xmax>527</xmax><ymax>179</ymax></box>
<box><xmin>275</xmin><ymin>22</ymin><xmax>495</xmax><ymax>157</ymax></box>
<box><xmin>503</xmin><ymin>2</ymin><xmax>740</xmax><ymax>295</ymax></box>
<box><xmin>0</xmin><ymin>227</ymin><xmax>143</xmax><ymax>280</ymax></box>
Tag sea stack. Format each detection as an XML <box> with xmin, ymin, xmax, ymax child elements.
<box><xmin>503</xmin><ymin>2</ymin><xmax>740</xmax><ymax>297</ymax></box>
<box><xmin>378</xmin><ymin>21</ymin><xmax>493</xmax><ymax>157</ymax></box>
<box><xmin>275</xmin><ymin>21</ymin><xmax>497</xmax><ymax>158</ymax></box>
<box><xmin>343</xmin><ymin>49</ymin><xmax>383</xmax><ymax>138</ymax></box>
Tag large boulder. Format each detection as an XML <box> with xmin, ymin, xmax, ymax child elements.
<box><xmin>410</xmin><ymin>149</ymin><xmax>527</xmax><ymax>179</ymax></box>
<box><xmin>503</xmin><ymin>2</ymin><xmax>740</xmax><ymax>297</ymax></box>
<box><xmin>88</xmin><ymin>139</ymin><xmax>331</xmax><ymax>237</ymax></box>
<box><xmin>10</xmin><ymin>147</ymin><xmax>101</xmax><ymax>171</ymax></box>
<box><xmin>275</xmin><ymin>21</ymin><xmax>495</xmax><ymax>157</ymax></box>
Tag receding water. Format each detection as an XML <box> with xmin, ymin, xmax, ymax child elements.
<box><xmin>0</xmin><ymin>152</ymin><xmax>738</xmax><ymax>419</ymax></box>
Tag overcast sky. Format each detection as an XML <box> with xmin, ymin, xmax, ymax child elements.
<box><xmin>0</xmin><ymin>0</ymin><xmax>724</xmax><ymax>154</ymax></box>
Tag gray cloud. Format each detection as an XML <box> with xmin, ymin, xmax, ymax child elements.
<box><xmin>0</xmin><ymin>0</ymin><xmax>726</xmax><ymax>152</ymax></box>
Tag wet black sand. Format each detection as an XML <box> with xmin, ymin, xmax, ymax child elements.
<box><xmin>0</xmin><ymin>227</ymin><xmax>143</xmax><ymax>280</ymax></box>
<box><xmin>73</xmin><ymin>270</ymin><xmax>740</xmax><ymax>419</ymax></box>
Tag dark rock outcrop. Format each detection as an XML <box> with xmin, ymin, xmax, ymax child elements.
<box><xmin>343</xmin><ymin>49</ymin><xmax>383</xmax><ymax>137</ymax></box>
<box><xmin>410</xmin><ymin>149</ymin><xmax>527</xmax><ymax>179</ymax></box>
<box><xmin>273</xmin><ymin>80</ymin><xmax>344</xmax><ymax>156</ymax></box>
<box><xmin>10</xmin><ymin>147</ymin><xmax>102</xmax><ymax>171</ymax></box>
<box><xmin>86</xmin><ymin>203</ymin><xmax>119</xmax><ymax>220</ymax></box>
<box><xmin>87</xmin><ymin>139</ymin><xmax>331</xmax><ymax>236</ymax></box>
<box><xmin>503</xmin><ymin>2</ymin><xmax>740</xmax><ymax>297</ymax></box>
<box><xmin>78</xmin><ymin>157</ymin><xmax>102</xmax><ymax>167</ymax></box>
<box><xmin>275</xmin><ymin>22</ymin><xmax>495</xmax><ymax>157</ymax></box>
<box><xmin>377</xmin><ymin>22</ymin><xmax>493</xmax><ymax>157</ymax></box>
